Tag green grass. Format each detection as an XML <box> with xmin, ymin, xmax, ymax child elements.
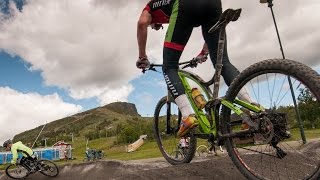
<box><xmin>289</xmin><ymin>128</ymin><xmax>320</xmax><ymax>140</ymax></box>
<box><xmin>0</xmin><ymin>137</ymin><xmax>162</xmax><ymax>171</ymax></box>
<box><xmin>70</xmin><ymin>136</ymin><xmax>162</xmax><ymax>161</ymax></box>
<box><xmin>1</xmin><ymin>128</ymin><xmax>319</xmax><ymax>171</ymax></box>
<box><xmin>106</xmin><ymin>141</ymin><xmax>161</xmax><ymax>160</ymax></box>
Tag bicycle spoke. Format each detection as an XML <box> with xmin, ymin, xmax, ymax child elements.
<box><xmin>154</xmin><ymin>97</ymin><xmax>197</xmax><ymax>165</ymax></box>
<box><xmin>38</xmin><ymin>160</ymin><xmax>59</xmax><ymax>177</ymax></box>
<box><xmin>223</xmin><ymin>60</ymin><xmax>320</xmax><ymax>180</ymax></box>
<box><xmin>6</xmin><ymin>164</ymin><xmax>29</xmax><ymax>179</ymax></box>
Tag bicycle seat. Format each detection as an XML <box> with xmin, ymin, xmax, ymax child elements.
<box><xmin>209</xmin><ymin>8</ymin><xmax>242</xmax><ymax>33</ymax></box>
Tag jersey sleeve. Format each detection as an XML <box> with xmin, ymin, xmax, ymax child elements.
<box><xmin>143</xmin><ymin>1</ymin><xmax>152</xmax><ymax>13</ymax></box>
<box><xmin>11</xmin><ymin>144</ymin><xmax>18</xmax><ymax>164</ymax></box>
<box><xmin>20</xmin><ymin>143</ymin><xmax>34</xmax><ymax>157</ymax></box>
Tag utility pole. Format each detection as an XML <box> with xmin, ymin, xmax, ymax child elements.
<box><xmin>70</xmin><ymin>133</ymin><xmax>74</xmax><ymax>143</ymax></box>
<box><xmin>262</xmin><ymin>0</ymin><xmax>306</xmax><ymax>144</ymax></box>
<box><xmin>42</xmin><ymin>138</ymin><xmax>48</xmax><ymax>148</ymax></box>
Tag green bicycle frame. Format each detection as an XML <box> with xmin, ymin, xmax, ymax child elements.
<box><xmin>178</xmin><ymin>70</ymin><xmax>263</xmax><ymax>139</ymax></box>
<box><xmin>178</xmin><ymin>70</ymin><xmax>215</xmax><ymax>135</ymax></box>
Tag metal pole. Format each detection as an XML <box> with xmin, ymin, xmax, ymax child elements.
<box><xmin>31</xmin><ymin>120</ymin><xmax>47</xmax><ymax>148</ymax></box>
<box><xmin>70</xmin><ymin>133</ymin><xmax>74</xmax><ymax>143</ymax></box>
<box><xmin>43</xmin><ymin>138</ymin><xmax>48</xmax><ymax>148</ymax></box>
<box><xmin>266</xmin><ymin>0</ymin><xmax>306</xmax><ymax>143</ymax></box>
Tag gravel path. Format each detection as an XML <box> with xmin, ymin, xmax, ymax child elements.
<box><xmin>0</xmin><ymin>155</ymin><xmax>246</xmax><ymax>180</ymax></box>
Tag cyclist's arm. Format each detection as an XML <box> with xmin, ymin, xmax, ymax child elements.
<box><xmin>19</xmin><ymin>143</ymin><xmax>33</xmax><ymax>157</ymax></box>
<box><xmin>10</xmin><ymin>144</ymin><xmax>18</xmax><ymax>164</ymax></box>
<box><xmin>201</xmin><ymin>43</ymin><xmax>209</xmax><ymax>54</ymax></box>
<box><xmin>137</xmin><ymin>10</ymin><xmax>152</xmax><ymax>58</ymax></box>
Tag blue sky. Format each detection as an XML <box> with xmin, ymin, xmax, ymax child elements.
<box><xmin>0</xmin><ymin>52</ymin><xmax>107</xmax><ymax>111</ymax></box>
<box><xmin>0</xmin><ymin>0</ymin><xmax>319</xmax><ymax>143</ymax></box>
<box><xmin>0</xmin><ymin>51</ymin><xmax>167</xmax><ymax>115</ymax></box>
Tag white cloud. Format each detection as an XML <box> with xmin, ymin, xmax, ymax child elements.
<box><xmin>0</xmin><ymin>0</ymin><xmax>319</xmax><ymax>109</ymax></box>
<box><xmin>0</xmin><ymin>87</ymin><xmax>82</xmax><ymax>143</ymax></box>
<box><xmin>180</xmin><ymin>0</ymin><xmax>320</xmax><ymax>80</ymax></box>
<box><xmin>0</xmin><ymin>0</ymin><xmax>146</xmax><ymax>105</ymax></box>
<box><xmin>69</xmin><ymin>84</ymin><xmax>134</xmax><ymax>105</ymax></box>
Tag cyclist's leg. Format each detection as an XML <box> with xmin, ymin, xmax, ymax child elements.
<box><xmin>163</xmin><ymin>0</ymin><xmax>193</xmax><ymax>119</ymax></box>
<box><xmin>202</xmin><ymin>23</ymin><xmax>252</xmax><ymax>103</ymax></box>
<box><xmin>202</xmin><ymin>27</ymin><xmax>240</xmax><ymax>86</ymax></box>
<box><xmin>20</xmin><ymin>157</ymin><xmax>32</xmax><ymax>172</ymax></box>
<box><xmin>162</xmin><ymin>0</ymin><xmax>197</xmax><ymax>137</ymax></box>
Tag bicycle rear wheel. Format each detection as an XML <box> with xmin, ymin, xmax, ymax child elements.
<box><xmin>38</xmin><ymin>159</ymin><xmax>59</xmax><ymax>177</ymax></box>
<box><xmin>154</xmin><ymin>96</ymin><xmax>197</xmax><ymax>165</ymax></box>
<box><xmin>5</xmin><ymin>164</ymin><xmax>29</xmax><ymax>179</ymax></box>
<box><xmin>222</xmin><ymin>59</ymin><xmax>320</xmax><ymax>180</ymax></box>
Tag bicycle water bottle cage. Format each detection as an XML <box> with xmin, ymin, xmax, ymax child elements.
<box><xmin>209</xmin><ymin>8</ymin><xmax>242</xmax><ymax>33</ymax></box>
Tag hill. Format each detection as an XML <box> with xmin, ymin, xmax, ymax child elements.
<box><xmin>12</xmin><ymin>102</ymin><xmax>143</xmax><ymax>146</ymax></box>
<box><xmin>104</xmin><ymin>102</ymin><xmax>139</xmax><ymax>116</ymax></box>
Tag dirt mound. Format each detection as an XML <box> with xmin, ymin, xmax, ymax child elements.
<box><xmin>0</xmin><ymin>156</ymin><xmax>245</xmax><ymax>180</ymax></box>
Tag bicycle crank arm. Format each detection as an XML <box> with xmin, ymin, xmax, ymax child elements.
<box><xmin>220</xmin><ymin>99</ymin><xmax>260</xmax><ymax>130</ymax></box>
<box><xmin>240</xmin><ymin>114</ymin><xmax>260</xmax><ymax>130</ymax></box>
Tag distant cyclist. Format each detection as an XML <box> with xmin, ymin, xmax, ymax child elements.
<box><xmin>136</xmin><ymin>0</ymin><xmax>252</xmax><ymax>137</ymax></box>
<box><xmin>3</xmin><ymin>140</ymin><xmax>37</xmax><ymax>171</ymax></box>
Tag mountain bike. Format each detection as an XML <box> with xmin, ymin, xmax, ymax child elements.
<box><xmin>145</xmin><ymin>8</ymin><xmax>320</xmax><ymax>180</ymax></box>
<box><xmin>83</xmin><ymin>148</ymin><xmax>105</xmax><ymax>162</ymax></box>
<box><xmin>195</xmin><ymin>144</ymin><xmax>213</xmax><ymax>158</ymax></box>
<box><xmin>169</xmin><ymin>137</ymin><xmax>189</xmax><ymax>159</ymax></box>
<box><xmin>5</xmin><ymin>157</ymin><xmax>59</xmax><ymax>179</ymax></box>
<box><xmin>196</xmin><ymin>141</ymin><xmax>225</xmax><ymax>157</ymax></box>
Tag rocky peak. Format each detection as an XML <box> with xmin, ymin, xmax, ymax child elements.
<box><xmin>103</xmin><ymin>102</ymin><xmax>139</xmax><ymax>116</ymax></box>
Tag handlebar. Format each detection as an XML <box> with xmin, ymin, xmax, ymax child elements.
<box><xmin>142</xmin><ymin>58</ymin><xmax>201</xmax><ymax>73</ymax></box>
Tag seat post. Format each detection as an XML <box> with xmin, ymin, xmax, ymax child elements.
<box><xmin>209</xmin><ymin>9</ymin><xmax>241</xmax><ymax>99</ymax></box>
<box><xmin>212</xmin><ymin>24</ymin><xmax>227</xmax><ymax>100</ymax></box>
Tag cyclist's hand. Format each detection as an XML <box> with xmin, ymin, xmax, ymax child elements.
<box><xmin>136</xmin><ymin>56</ymin><xmax>150</xmax><ymax>69</ymax></box>
<box><xmin>151</xmin><ymin>23</ymin><xmax>163</xmax><ymax>31</ymax></box>
<box><xmin>195</xmin><ymin>50</ymin><xmax>209</xmax><ymax>63</ymax></box>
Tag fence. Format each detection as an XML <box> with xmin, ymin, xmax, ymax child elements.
<box><xmin>0</xmin><ymin>147</ymin><xmax>62</xmax><ymax>165</ymax></box>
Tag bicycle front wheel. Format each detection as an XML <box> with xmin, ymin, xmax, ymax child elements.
<box><xmin>5</xmin><ymin>164</ymin><xmax>29</xmax><ymax>179</ymax></box>
<box><xmin>154</xmin><ymin>96</ymin><xmax>197</xmax><ymax>165</ymax></box>
<box><xmin>38</xmin><ymin>159</ymin><xmax>59</xmax><ymax>177</ymax></box>
<box><xmin>222</xmin><ymin>59</ymin><xmax>320</xmax><ymax>180</ymax></box>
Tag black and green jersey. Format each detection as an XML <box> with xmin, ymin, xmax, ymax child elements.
<box><xmin>146</xmin><ymin>0</ymin><xmax>239</xmax><ymax>100</ymax></box>
<box><xmin>143</xmin><ymin>0</ymin><xmax>175</xmax><ymax>24</ymax></box>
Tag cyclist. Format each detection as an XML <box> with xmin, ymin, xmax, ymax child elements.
<box><xmin>136</xmin><ymin>0</ymin><xmax>252</xmax><ymax>137</ymax></box>
<box><xmin>3</xmin><ymin>140</ymin><xmax>37</xmax><ymax>172</ymax></box>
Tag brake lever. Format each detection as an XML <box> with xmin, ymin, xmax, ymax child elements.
<box><xmin>190</xmin><ymin>60</ymin><xmax>198</xmax><ymax>68</ymax></box>
<box><xmin>149</xmin><ymin>67</ymin><xmax>157</xmax><ymax>72</ymax></box>
<box><xmin>142</xmin><ymin>66</ymin><xmax>160</xmax><ymax>73</ymax></box>
<box><xmin>182</xmin><ymin>64</ymin><xmax>190</xmax><ymax>69</ymax></box>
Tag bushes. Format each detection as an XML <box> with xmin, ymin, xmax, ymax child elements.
<box><xmin>85</xmin><ymin>130</ymin><xmax>105</xmax><ymax>140</ymax></box>
<box><xmin>115</xmin><ymin>119</ymin><xmax>154</xmax><ymax>144</ymax></box>
<box><xmin>117</xmin><ymin>126</ymin><xmax>140</xmax><ymax>143</ymax></box>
